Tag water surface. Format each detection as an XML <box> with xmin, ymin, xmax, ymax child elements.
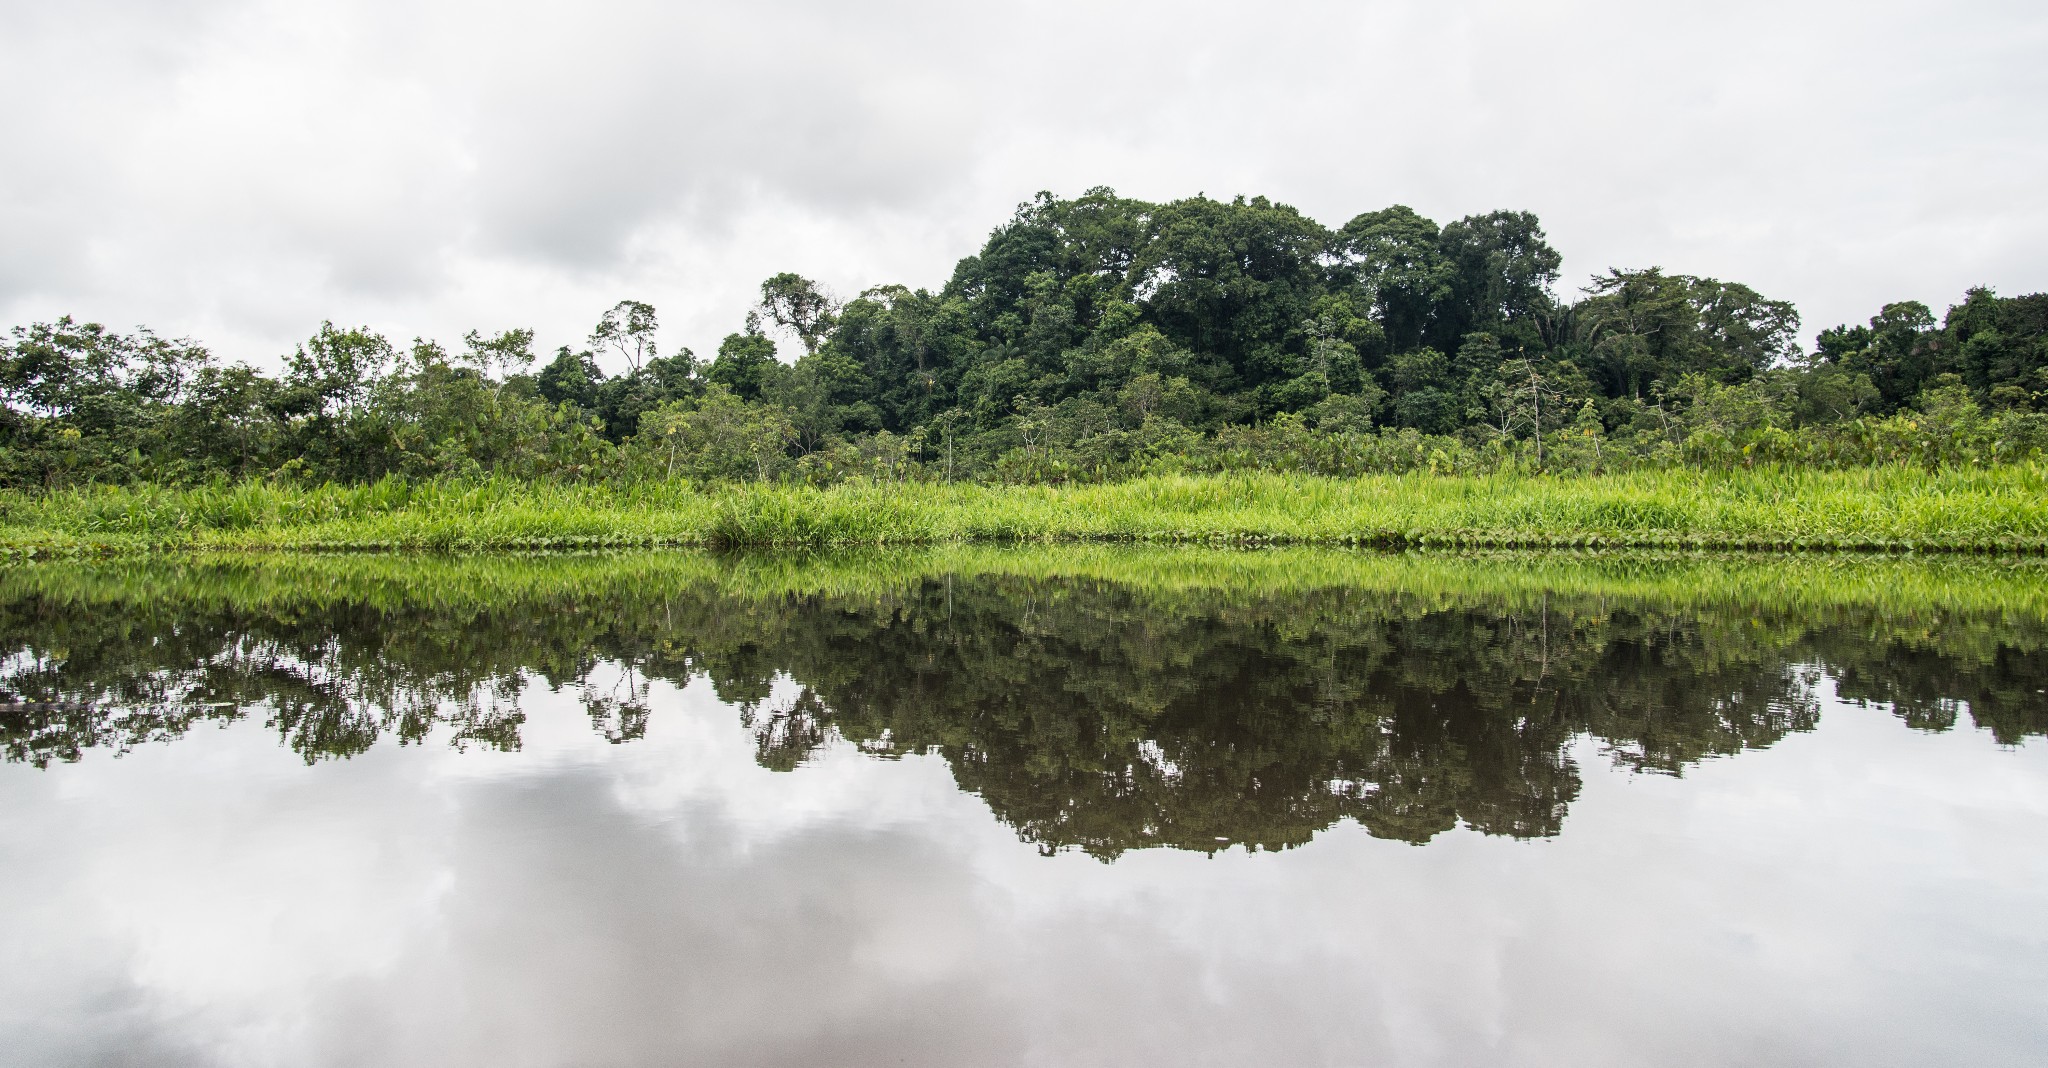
<box><xmin>3</xmin><ymin>550</ymin><xmax>2045</xmax><ymax>1066</ymax></box>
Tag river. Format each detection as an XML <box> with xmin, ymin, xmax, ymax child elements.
<box><xmin>2</xmin><ymin>549</ymin><xmax>2044</xmax><ymax>1066</ymax></box>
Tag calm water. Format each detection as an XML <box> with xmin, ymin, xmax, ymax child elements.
<box><xmin>2</xmin><ymin>551</ymin><xmax>2045</xmax><ymax>1067</ymax></box>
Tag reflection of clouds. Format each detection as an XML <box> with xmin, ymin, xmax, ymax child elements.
<box><xmin>0</xmin><ymin>722</ymin><xmax>463</xmax><ymax>1066</ymax></box>
<box><xmin>1</xmin><ymin>685</ymin><xmax>2045</xmax><ymax>1066</ymax></box>
<box><xmin>367</xmin><ymin>769</ymin><xmax>1018</xmax><ymax>1066</ymax></box>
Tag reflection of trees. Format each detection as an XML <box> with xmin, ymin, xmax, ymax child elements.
<box><xmin>708</xmin><ymin>586</ymin><xmax>1835</xmax><ymax>854</ymax></box>
<box><xmin>582</xmin><ymin>664</ymin><xmax>652</xmax><ymax>744</ymax></box>
<box><xmin>743</xmin><ymin>691</ymin><xmax>833</xmax><ymax>772</ymax></box>
<box><xmin>1818</xmin><ymin>630</ymin><xmax>2048</xmax><ymax>744</ymax></box>
<box><xmin>0</xmin><ymin>563</ymin><xmax>2041</xmax><ymax>856</ymax></box>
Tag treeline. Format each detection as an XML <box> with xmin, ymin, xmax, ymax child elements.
<box><xmin>5</xmin><ymin>188</ymin><xmax>2047</xmax><ymax>488</ymax></box>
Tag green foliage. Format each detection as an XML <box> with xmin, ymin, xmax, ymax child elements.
<box><xmin>4</xmin><ymin>189</ymin><xmax>2047</xmax><ymax>496</ymax></box>
<box><xmin>1435</xmin><ymin>210</ymin><xmax>1563</xmax><ymax>348</ymax></box>
<box><xmin>632</xmin><ymin>384</ymin><xmax>796</xmax><ymax>483</ymax></box>
<box><xmin>757</xmin><ymin>272</ymin><xmax>839</xmax><ymax>355</ymax></box>
<box><xmin>588</xmin><ymin>299</ymin><xmax>659</xmax><ymax>372</ymax></box>
<box><xmin>1573</xmin><ymin>269</ymin><xmax>1801</xmax><ymax>398</ymax></box>
<box><xmin>537</xmin><ymin>346</ymin><xmax>602</xmax><ymax>409</ymax></box>
<box><xmin>1339</xmin><ymin>205</ymin><xmax>1452</xmax><ymax>354</ymax></box>
<box><xmin>1949</xmin><ymin>288</ymin><xmax>2048</xmax><ymax>410</ymax></box>
<box><xmin>708</xmin><ymin>323</ymin><xmax>779</xmax><ymax>402</ymax></box>
<box><xmin>1</xmin><ymin>465</ymin><xmax>2043</xmax><ymax>555</ymax></box>
<box><xmin>0</xmin><ymin>316</ymin><xmax>217</xmax><ymax>485</ymax></box>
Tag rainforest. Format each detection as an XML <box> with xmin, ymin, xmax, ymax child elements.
<box><xmin>4</xmin><ymin>189</ymin><xmax>2046</xmax><ymax>546</ymax></box>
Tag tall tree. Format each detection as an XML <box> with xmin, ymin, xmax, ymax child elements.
<box><xmin>1573</xmin><ymin>269</ymin><xmax>1795</xmax><ymax>396</ymax></box>
<box><xmin>285</xmin><ymin>322</ymin><xmax>392</xmax><ymax>420</ymax></box>
<box><xmin>460</xmin><ymin>328</ymin><xmax>536</xmax><ymax>385</ymax></box>
<box><xmin>708</xmin><ymin>317</ymin><xmax>779</xmax><ymax>402</ymax></box>
<box><xmin>1339</xmin><ymin>206</ymin><xmax>1452</xmax><ymax>355</ymax></box>
<box><xmin>1132</xmin><ymin>194</ymin><xmax>1332</xmax><ymax>395</ymax></box>
<box><xmin>537</xmin><ymin>347</ymin><xmax>603</xmax><ymax>410</ymax></box>
<box><xmin>1433</xmin><ymin>210</ymin><xmax>1562</xmax><ymax>349</ymax></box>
<box><xmin>758</xmin><ymin>273</ymin><xmax>840</xmax><ymax>355</ymax></box>
<box><xmin>1945</xmin><ymin>287</ymin><xmax>2048</xmax><ymax>409</ymax></box>
<box><xmin>589</xmin><ymin>300</ymin><xmax>659</xmax><ymax>373</ymax></box>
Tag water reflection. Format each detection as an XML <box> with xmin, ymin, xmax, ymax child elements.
<box><xmin>3</xmin><ymin>550</ymin><xmax>2042</xmax><ymax>855</ymax></box>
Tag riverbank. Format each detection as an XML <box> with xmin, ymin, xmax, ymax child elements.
<box><xmin>2</xmin><ymin>466</ymin><xmax>2046</xmax><ymax>557</ymax></box>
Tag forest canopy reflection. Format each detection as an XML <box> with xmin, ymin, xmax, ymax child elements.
<box><xmin>2</xmin><ymin>550</ymin><xmax>2042</xmax><ymax>856</ymax></box>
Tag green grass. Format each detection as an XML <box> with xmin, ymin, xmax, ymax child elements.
<box><xmin>2</xmin><ymin>465</ymin><xmax>2046</xmax><ymax>557</ymax></box>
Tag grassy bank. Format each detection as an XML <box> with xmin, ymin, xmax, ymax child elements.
<box><xmin>2</xmin><ymin>465</ymin><xmax>2046</xmax><ymax>556</ymax></box>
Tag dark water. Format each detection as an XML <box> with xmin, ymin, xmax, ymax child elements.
<box><xmin>2</xmin><ymin>551</ymin><xmax>2045</xmax><ymax>1067</ymax></box>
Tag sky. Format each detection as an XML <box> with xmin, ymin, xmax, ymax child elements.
<box><xmin>3</xmin><ymin>0</ymin><xmax>2046</xmax><ymax>374</ymax></box>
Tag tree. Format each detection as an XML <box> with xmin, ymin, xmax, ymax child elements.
<box><xmin>1</xmin><ymin>317</ymin><xmax>209</xmax><ymax>422</ymax></box>
<box><xmin>824</xmin><ymin>285</ymin><xmax>971</xmax><ymax>432</ymax></box>
<box><xmin>1572</xmin><ymin>269</ymin><xmax>1794</xmax><ymax>396</ymax></box>
<box><xmin>169</xmin><ymin>364</ymin><xmax>284</xmax><ymax>476</ymax></box>
<box><xmin>0</xmin><ymin>317</ymin><xmax>216</xmax><ymax>485</ymax></box>
<box><xmin>1688</xmin><ymin>278</ymin><xmax>1801</xmax><ymax>374</ymax></box>
<box><xmin>356</xmin><ymin>341</ymin><xmax>557</xmax><ymax>480</ymax></box>
<box><xmin>536</xmin><ymin>346</ymin><xmax>603</xmax><ymax>410</ymax></box>
<box><xmin>928</xmin><ymin>408</ymin><xmax>969</xmax><ymax>481</ymax></box>
<box><xmin>286</xmin><ymin>322</ymin><xmax>392</xmax><ymax>419</ymax></box>
<box><xmin>1477</xmin><ymin>354</ymin><xmax>1567</xmax><ymax>461</ymax></box>
<box><xmin>1385</xmin><ymin>348</ymin><xmax>1458</xmax><ymax>433</ymax></box>
<box><xmin>1945</xmin><ymin>288</ymin><xmax>2048</xmax><ymax>410</ymax></box>
<box><xmin>1300</xmin><ymin>314</ymin><xmax>1363</xmax><ymax>395</ymax></box>
<box><xmin>1434</xmin><ymin>210</ymin><xmax>1562</xmax><ymax>348</ymax></box>
<box><xmin>766</xmin><ymin>345</ymin><xmax>879</xmax><ymax>452</ymax></box>
<box><xmin>589</xmin><ymin>300</ymin><xmax>659</xmax><ymax>373</ymax></box>
<box><xmin>15</xmin><ymin>186</ymin><xmax>2048</xmax><ymax>490</ymax></box>
<box><xmin>1816</xmin><ymin>300</ymin><xmax>1938</xmax><ymax>412</ymax></box>
<box><xmin>1339</xmin><ymin>206</ymin><xmax>1453</xmax><ymax>354</ymax></box>
<box><xmin>461</xmin><ymin>328</ymin><xmax>536</xmax><ymax>387</ymax></box>
<box><xmin>638</xmin><ymin>384</ymin><xmax>796</xmax><ymax>482</ymax></box>
<box><xmin>758</xmin><ymin>273</ymin><xmax>840</xmax><ymax>355</ymax></box>
<box><xmin>708</xmin><ymin>318</ymin><xmax>779</xmax><ymax>402</ymax></box>
<box><xmin>1131</xmin><ymin>194</ymin><xmax>1333</xmax><ymax>394</ymax></box>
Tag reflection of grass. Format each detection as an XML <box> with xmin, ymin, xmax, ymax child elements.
<box><xmin>1</xmin><ymin>466</ymin><xmax>2046</xmax><ymax>556</ymax></box>
<box><xmin>6</xmin><ymin>545</ymin><xmax>2047</xmax><ymax>623</ymax></box>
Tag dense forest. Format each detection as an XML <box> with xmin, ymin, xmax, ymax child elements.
<box><xmin>5</xmin><ymin>188</ymin><xmax>2047</xmax><ymax>488</ymax></box>
<box><xmin>3</xmin><ymin>555</ymin><xmax>2042</xmax><ymax>853</ymax></box>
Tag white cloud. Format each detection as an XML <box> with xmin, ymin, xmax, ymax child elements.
<box><xmin>3</xmin><ymin>0</ymin><xmax>2045</xmax><ymax>370</ymax></box>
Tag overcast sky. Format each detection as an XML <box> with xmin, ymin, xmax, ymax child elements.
<box><xmin>4</xmin><ymin>0</ymin><xmax>2045</xmax><ymax>372</ymax></box>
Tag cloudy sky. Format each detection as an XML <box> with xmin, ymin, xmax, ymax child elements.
<box><xmin>3</xmin><ymin>0</ymin><xmax>2045</xmax><ymax>372</ymax></box>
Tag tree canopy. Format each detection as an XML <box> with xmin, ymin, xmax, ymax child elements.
<box><xmin>4</xmin><ymin>188</ymin><xmax>2046</xmax><ymax>487</ymax></box>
